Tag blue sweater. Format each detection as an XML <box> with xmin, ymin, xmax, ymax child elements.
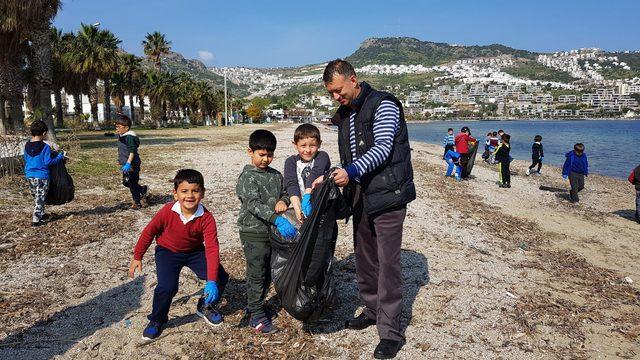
<box><xmin>23</xmin><ymin>141</ymin><xmax>64</xmax><ymax>179</ymax></box>
<box><xmin>562</xmin><ymin>150</ymin><xmax>588</xmax><ymax>176</ymax></box>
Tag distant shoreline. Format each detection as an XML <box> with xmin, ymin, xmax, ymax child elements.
<box><xmin>406</xmin><ymin>118</ymin><xmax>640</xmax><ymax>123</ymax></box>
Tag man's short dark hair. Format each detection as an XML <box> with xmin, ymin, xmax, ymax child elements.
<box><xmin>534</xmin><ymin>135</ymin><xmax>542</xmax><ymax>142</ymax></box>
<box><xmin>294</xmin><ymin>123</ymin><xmax>321</xmax><ymax>143</ymax></box>
<box><xmin>574</xmin><ymin>143</ymin><xmax>585</xmax><ymax>152</ymax></box>
<box><xmin>249</xmin><ymin>129</ymin><xmax>277</xmax><ymax>152</ymax></box>
<box><xmin>323</xmin><ymin>59</ymin><xmax>356</xmax><ymax>83</ymax></box>
<box><xmin>173</xmin><ymin>169</ymin><xmax>205</xmax><ymax>190</ymax></box>
<box><xmin>115</xmin><ymin>113</ymin><xmax>132</xmax><ymax>128</ymax></box>
<box><xmin>30</xmin><ymin>120</ymin><xmax>48</xmax><ymax>136</ymax></box>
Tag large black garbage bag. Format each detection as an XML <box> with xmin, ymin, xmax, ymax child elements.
<box><xmin>271</xmin><ymin>177</ymin><xmax>350</xmax><ymax>321</ymax></box>
<box><xmin>460</xmin><ymin>142</ymin><xmax>478</xmax><ymax>179</ymax></box>
<box><xmin>45</xmin><ymin>152</ymin><xmax>74</xmax><ymax>205</ymax></box>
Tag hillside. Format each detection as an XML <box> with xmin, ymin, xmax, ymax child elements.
<box><xmin>345</xmin><ymin>37</ymin><xmax>537</xmax><ymax>66</ymax></box>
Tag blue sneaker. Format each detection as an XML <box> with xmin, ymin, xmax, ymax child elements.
<box><xmin>250</xmin><ymin>316</ymin><xmax>279</xmax><ymax>334</ymax></box>
<box><xmin>196</xmin><ymin>297</ymin><xmax>223</xmax><ymax>326</ymax></box>
<box><xmin>142</xmin><ymin>321</ymin><xmax>163</xmax><ymax>341</ymax></box>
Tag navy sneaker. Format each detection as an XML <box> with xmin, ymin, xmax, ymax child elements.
<box><xmin>250</xmin><ymin>316</ymin><xmax>278</xmax><ymax>334</ymax></box>
<box><xmin>142</xmin><ymin>321</ymin><xmax>163</xmax><ymax>341</ymax></box>
<box><xmin>196</xmin><ymin>297</ymin><xmax>223</xmax><ymax>326</ymax></box>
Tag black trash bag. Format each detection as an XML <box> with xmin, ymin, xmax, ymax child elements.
<box><xmin>45</xmin><ymin>152</ymin><xmax>74</xmax><ymax>205</ymax></box>
<box><xmin>460</xmin><ymin>142</ymin><xmax>479</xmax><ymax>179</ymax></box>
<box><xmin>271</xmin><ymin>177</ymin><xmax>350</xmax><ymax>321</ymax></box>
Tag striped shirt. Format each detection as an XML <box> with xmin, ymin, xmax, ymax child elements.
<box><xmin>348</xmin><ymin>100</ymin><xmax>400</xmax><ymax>178</ymax></box>
<box><xmin>442</xmin><ymin>134</ymin><xmax>455</xmax><ymax>147</ymax></box>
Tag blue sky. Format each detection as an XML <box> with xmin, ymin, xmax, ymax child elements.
<box><xmin>53</xmin><ymin>0</ymin><xmax>640</xmax><ymax>68</ymax></box>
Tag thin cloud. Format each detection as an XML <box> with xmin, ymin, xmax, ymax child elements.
<box><xmin>198</xmin><ymin>50</ymin><xmax>214</xmax><ymax>63</ymax></box>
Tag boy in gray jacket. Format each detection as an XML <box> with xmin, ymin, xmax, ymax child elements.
<box><xmin>236</xmin><ymin>129</ymin><xmax>295</xmax><ymax>334</ymax></box>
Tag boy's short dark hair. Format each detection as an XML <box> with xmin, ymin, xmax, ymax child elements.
<box><xmin>115</xmin><ymin>113</ymin><xmax>132</xmax><ymax>128</ymax></box>
<box><xmin>249</xmin><ymin>129</ymin><xmax>277</xmax><ymax>152</ymax></box>
<box><xmin>502</xmin><ymin>133</ymin><xmax>511</xmax><ymax>143</ymax></box>
<box><xmin>574</xmin><ymin>143</ymin><xmax>585</xmax><ymax>152</ymax></box>
<box><xmin>492</xmin><ymin>131</ymin><xmax>498</xmax><ymax>136</ymax></box>
<box><xmin>461</xmin><ymin>126</ymin><xmax>470</xmax><ymax>134</ymax></box>
<box><xmin>498</xmin><ymin>129</ymin><xmax>504</xmax><ymax>134</ymax></box>
<box><xmin>30</xmin><ymin>120</ymin><xmax>48</xmax><ymax>136</ymax></box>
<box><xmin>173</xmin><ymin>169</ymin><xmax>205</xmax><ymax>190</ymax></box>
<box><xmin>534</xmin><ymin>135</ymin><xmax>542</xmax><ymax>142</ymax></box>
<box><xmin>323</xmin><ymin>59</ymin><xmax>356</xmax><ymax>83</ymax></box>
<box><xmin>447</xmin><ymin>128</ymin><xmax>454</xmax><ymax>132</ymax></box>
<box><xmin>294</xmin><ymin>123</ymin><xmax>321</xmax><ymax>143</ymax></box>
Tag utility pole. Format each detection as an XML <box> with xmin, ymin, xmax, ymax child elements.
<box><xmin>224</xmin><ymin>72</ymin><xmax>228</xmax><ymax>127</ymax></box>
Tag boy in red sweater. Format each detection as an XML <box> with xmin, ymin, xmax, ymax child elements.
<box><xmin>128</xmin><ymin>169</ymin><xmax>228</xmax><ymax>340</ymax></box>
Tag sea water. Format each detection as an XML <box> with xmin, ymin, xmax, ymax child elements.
<box><xmin>408</xmin><ymin>119</ymin><xmax>640</xmax><ymax>179</ymax></box>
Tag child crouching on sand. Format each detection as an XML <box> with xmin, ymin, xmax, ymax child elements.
<box><xmin>128</xmin><ymin>169</ymin><xmax>229</xmax><ymax>340</ymax></box>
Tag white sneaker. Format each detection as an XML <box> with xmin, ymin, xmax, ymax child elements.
<box><xmin>526</xmin><ymin>169</ymin><xmax>530</xmax><ymax>176</ymax></box>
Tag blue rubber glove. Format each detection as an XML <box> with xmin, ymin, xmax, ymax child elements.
<box><xmin>562</xmin><ymin>175</ymin><xmax>568</xmax><ymax>180</ymax></box>
<box><xmin>204</xmin><ymin>281</ymin><xmax>219</xmax><ymax>304</ymax></box>
<box><xmin>274</xmin><ymin>216</ymin><xmax>296</xmax><ymax>239</ymax></box>
<box><xmin>301</xmin><ymin>193</ymin><xmax>312</xmax><ymax>217</ymax></box>
<box><xmin>121</xmin><ymin>162</ymin><xmax>132</xmax><ymax>173</ymax></box>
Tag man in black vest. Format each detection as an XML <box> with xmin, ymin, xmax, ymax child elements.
<box><xmin>322</xmin><ymin>59</ymin><xmax>416</xmax><ymax>359</ymax></box>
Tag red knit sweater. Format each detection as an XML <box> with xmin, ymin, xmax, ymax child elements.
<box><xmin>133</xmin><ymin>202</ymin><xmax>221</xmax><ymax>281</ymax></box>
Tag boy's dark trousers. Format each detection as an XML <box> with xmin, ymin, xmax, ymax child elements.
<box><xmin>123</xmin><ymin>165</ymin><xmax>144</xmax><ymax>205</ymax></box>
<box><xmin>149</xmin><ymin>245</ymin><xmax>229</xmax><ymax>324</ymax></box>
<box><xmin>352</xmin><ymin>184</ymin><xmax>406</xmax><ymax>342</ymax></box>
<box><xmin>635</xmin><ymin>190</ymin><xmax>639</xmax><ymax>222</ymax></box>
<box><xmin>499</xmin><ymin>161</ymin><xmax>510</xmax><ymax>185</ymax></box>
<box><xmin>240</xmin><ymin>234</ymin><xmax>271</xmax><ymax>319</ymax></box>
<box><xmin>569</xmin><ymin>172</ymin><xmax>585</xmax><ymax>202</ymax></box>
<box><xmin>443</xmin><ymin>144</ymin><xmax>454</xmax><ymax>159</ymax></box>
<box><xmin>529</xmin><ymin>158</ymin><xmax>542</xmax><ymax>173</ymax></box>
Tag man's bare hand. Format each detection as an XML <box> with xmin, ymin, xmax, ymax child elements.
<box><xmin>128</xmin><ymin>259</ymin><xmax>142</xmax><ymax>278</ymax></box>
<box><xmin>332</xmin><ymin>168</ymin><xmax>349</xmax><ymax>187</ymax></box>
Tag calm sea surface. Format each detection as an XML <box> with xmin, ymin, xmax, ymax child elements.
<box><xmin>407</xmin><ymin>119</ymin><xmax>640</xmax><ymax>179</ymax></box>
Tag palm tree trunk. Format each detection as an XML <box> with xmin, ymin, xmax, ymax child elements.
<box><xmin>103</xmin><ymin>78</ymin><xmax>112</xmax><ymax>122</ymax></box>
<box><xmin>138</xmin><ymin>95</ymin><xmax>146</xmax><ymax>124</ymax></box>
<box><xmin>88</xmin><ymin>82</ymin><xmax>99</xmax><ymax>125</ymax></box>
<box><xmin>129</xmin><ymin>94</ymin><xmax>136</xmax><ymax>124</ymax></box>
<box><xmin>0</xmin><ymin>97</ymin><xmax>7</xmax><ymax>135</ymax></box>
<box><xmin>6</xmin><ymin>97</ymin><xmax>24</xmax><ymax>133</ymax></box>
<box><xmin>29</xmin><ymin>26</ymin><xmax>56</xmax><ymax>142</ymax></box>
<box><xmin>54</xmin><ymin>89</ymin><xmax>64</xmax><ymax>128</ymax></box>
<box><xmin>73</xmin><ymin>93</ymin><xmax>82</xmax><ymax>122</ymax></box>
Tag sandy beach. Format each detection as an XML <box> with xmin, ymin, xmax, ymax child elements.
<box><xmin>0</xmin><ymin>124</ymin><xmax>638</xmax><ymax>359</ymax></box>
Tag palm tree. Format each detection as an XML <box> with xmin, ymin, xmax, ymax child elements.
<box><xmin>143</xmin><ymin>70</ymin><xmax>175</xmax><ymax>128</ymax></box>
<box><xmin>65</xmin><ymin>24</ymin><xmax>121</xmax><ymax>125</ymax></box>
<box><xmin>120</xmin><ymin>54</ymin><xmax>141</xmax><ymax>124</ymax></box>
<box><xmin>0</xmin><ymin>0</ymin><xmax>61</xmax><ymax>136</ymax></box>
<box><xmin>142</xmin><ymin>31</ymin><xmax>171</xmax><ymax>71</ymax></box>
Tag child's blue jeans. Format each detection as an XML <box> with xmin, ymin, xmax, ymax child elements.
<box><xmin>149</xmin><ymin>245</ymin><xmax>229</xmax><ymax>324</ymax></box>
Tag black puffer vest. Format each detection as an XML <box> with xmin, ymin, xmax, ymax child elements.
<box><xmin>332</xmin><ymin>82</ymin><xmax>416</xmax><ymax>215</ymax></box>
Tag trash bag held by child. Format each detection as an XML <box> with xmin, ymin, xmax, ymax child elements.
<box><xmin>45</xmin><ymin>151</ymin><xmax>74</xmax><ymax>205</ymax></box>
<box><xmin>460</xmin><ymin>142</ymin><xmax>479</xmax><ymax>179</ymax></box>
<box><xmin>270</xmin><ymin>175</ymin><xmax>350</xmax><ymax>321</ymax></box>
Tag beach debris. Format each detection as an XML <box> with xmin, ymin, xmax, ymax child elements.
<box><xmin>506</xmin><ymin>291</ymin><xmax>519</xmax><ymax>299</ymax></box>
<box><xmin>0</xmin><ymin>242</ymin><xmax>15</xmax><ymax>251</ymax></box>
<box><xmin>623</xmin><ymin>276</ymin><xmax>633</xmax><ymax>284</ymax></box>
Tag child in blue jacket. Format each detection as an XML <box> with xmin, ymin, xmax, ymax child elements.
<box><xmin>562</xmin><ymin>143</ymin><xmax>588</xmax><ymax>203</ymax></box>
<box><xmin>24</xmin><ymin>120</ymin><xmax>64</xmax><ymax>226</ymax></box>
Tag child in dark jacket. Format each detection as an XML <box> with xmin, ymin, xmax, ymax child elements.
<box><xmin>494</xmin><ymin>133</ymin><xmax>511</xmax><ymax>188</ymax></box>
<box><xmin>628</xmin><ymin>164</ymin><xmax>640</xmax><ymax>223</ymax></box>
<box><xmin>526</xmin><ymin>135</ymin><xmax>544</xmax><ymax>176</ymax></box>
<box><xmin>23</xmin><ymin>120</ymin><xmax>64</xmax><ymax>226</ymax></box>
<box><xmin>562</xmin><ymin>143</ymin><xmax>589</xmax><ymax>203</ymax></box>
<box><xmin>115</xmin><ymin>114</ymin><xmax>148</xmax><ymax>209</ymax></box>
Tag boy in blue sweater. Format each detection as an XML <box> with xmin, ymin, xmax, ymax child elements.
<box><xmin>562</xmin><ymin>143</ymin><xmax>588</xmax><ymax>203</ymax></box>
<box><xmin>442</xmin><ymin>128</ymin><xmax>455</xmax><ymax>159</ymax></box>
<box><xmin>24</xmin><ymin>120</ymin><xmax>64</xmax><ymax>226</ymax></box>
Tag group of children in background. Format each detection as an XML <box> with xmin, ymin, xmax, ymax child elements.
<box><xmin>441</xmin><ymin>127</ymin><xmax>594</xmax><ymax>195</ymax></box>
